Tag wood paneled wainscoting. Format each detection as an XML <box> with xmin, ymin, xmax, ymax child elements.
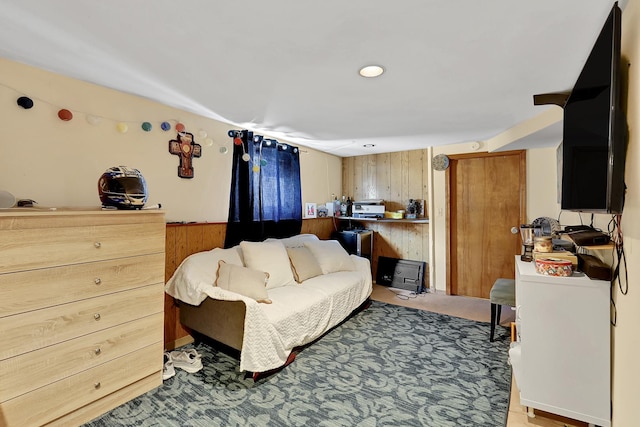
<box><xmin>164</xmin><ymin>218</ymin><xmax>336</xmax><ymax>350</ymax></box>
<box><xmin>342</xmin><ymin>149</ymin><xmax>430</xmax><ymax>287</ymax></box>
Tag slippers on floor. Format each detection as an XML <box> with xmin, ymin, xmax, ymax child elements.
<box><xmin>169</xmin><ymin>349</ymin><xmax>203</xmax><ymax>373</ymax></box>
<box><xmin>162</xmin><ymin>352</ymin><xmax>176</xmax><ymax>380</ymax></box>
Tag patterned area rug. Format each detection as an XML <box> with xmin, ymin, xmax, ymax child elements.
<box><xmin>85</xmin><ymin>301</ymin><xmax>511</xmax><ymax>427</ymax></box>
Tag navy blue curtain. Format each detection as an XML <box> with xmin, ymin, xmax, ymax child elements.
<box><xmin>224</xmin><ymin>130</ymin><xmax>302</xmax><ymax>248</ymax></box>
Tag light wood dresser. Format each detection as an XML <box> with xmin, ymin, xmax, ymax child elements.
<box><xmin>0</xmin><ymin>208</ymin><xmax>165</xmax><ymax>427</ymax></box>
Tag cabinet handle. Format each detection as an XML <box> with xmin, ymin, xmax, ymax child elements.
<box><xmin>94</xmin><ymin>242</ymin><xmax>102</xmax><ymax>249</ymax></box>
<box><xmin>94</xmin><ymin>313</ymin><xmax>101</xmax><ymax>321</ymax></box>
<box><xmin>94</xmin><ymin>382</ymin><xmax>101</xmax><ymax>389</ymax></box>
<box><xmin>94</xmin><ymin>278</ymin><xmax>102</xmax><ymax>285</ymax></box>
<box><xmin>94</xmin><ymin>347</ymin><xmax>101</xmax><ymax>355</ymax></box>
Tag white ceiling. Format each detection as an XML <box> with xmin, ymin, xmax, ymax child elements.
<box><xmin>0</xmin><ymin>1</ymin><xmax>622</xmax><ymax>157</ymax></box>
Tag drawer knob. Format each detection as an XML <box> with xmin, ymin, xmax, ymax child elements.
<box><xmin>94</xmin><ymin>242</ymin><xmax>102</xmax><ymax>249</ymax></box>
<box><xmin>94</xmin><ymin>278</ymin><xmax>102</xmax><ymax>285</ymax></box>
<box><xmin>94</xmin><ymin>347</ymin><xmax>101</xmax><ymax>355</ymax></box>
<box><xmin>94</xmin><ymin>382</ymin><xmax>101</xmax><ymax>389</ymax></box>
<box><xmin>94</xmin><ymin>313</ymin><xmax>101</xmax><ymax>321</ymax></box>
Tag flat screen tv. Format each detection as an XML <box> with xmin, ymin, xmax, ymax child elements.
<box><xmin>561</xmin><ymin>2</ymin><xmax>627</xmax><ymax>214</ymax></box>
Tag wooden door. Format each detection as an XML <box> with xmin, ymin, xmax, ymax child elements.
<box><xmin>447</xmin><ymin>150</ymin><xmax>526</xmax><ymax>298</ymax></box>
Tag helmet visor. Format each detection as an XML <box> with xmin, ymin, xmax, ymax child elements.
<box><xmin>105</xmin><ymin>177</ymin><xmax>146</xmax><ymax>195</ymax></box>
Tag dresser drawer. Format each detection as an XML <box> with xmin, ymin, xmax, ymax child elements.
<box><xmin>0</xmin><ymin>253</ymin><xmax>165</xmax><ymax>318</ymax></box>
<box><xmin>0</xmin><ymin>313</ymin><xmax>162</xmax><ymax>403</ymax></box>
<box><xmin>0</xmin><ymin>342</ymin><xmax>162</xmax><ymax>427</ymax></box>
<box><xmin>0</xmin><ymin>284</ymin><xmax>163</xmax><ymax>360</ymax></box>
<box><xmin>0</xmin><ymin>222</ymin><xmax>165</xmax><ymax>274</ymax></box>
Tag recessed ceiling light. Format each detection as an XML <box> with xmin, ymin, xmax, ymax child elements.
<box><xmin>359</xmin><ymin>65</ymin><xmax>384</xmax><ymax>78</ymax></box>
<box><xmin>363</xmin><ymin>144</ymin><xmax>376</xmax><ymax>148</ymax></box>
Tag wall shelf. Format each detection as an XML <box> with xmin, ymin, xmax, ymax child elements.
<box><xmin>337</xmin><ymin>216</ymin><xmax>429</xmax><ymax>224</ymax></box>
<box><xmin>565</xmin><ymin>235</ymin><xmax>614</xmax><ymax>251</ymax></box>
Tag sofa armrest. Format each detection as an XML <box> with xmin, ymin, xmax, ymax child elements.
<box><xmin>350</xmin><ymin>254</ymin><xmax>371</xmax><ymax>273</ymax></box>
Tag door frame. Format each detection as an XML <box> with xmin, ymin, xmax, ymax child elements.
<box><xmin>445</xmin><ymin>150</ymin><xmax>527</xmax><ymax>295</ymax></box>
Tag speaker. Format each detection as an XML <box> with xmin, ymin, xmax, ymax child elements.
<box><xmin>0</xmin><ymin>190</ymin><xmax>16</xmax><ymax>208</ymax></box>
<box><xmin>569</xmin><ymin>230</ymin><xmax>611</xmax><ymax>246</ymax></box>
<box><xmin>577</xmin><ymin>254</ymin><xmax>612</xmax><ymax>281</ymax></box>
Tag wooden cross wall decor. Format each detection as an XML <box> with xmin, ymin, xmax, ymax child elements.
<box><xmin>168</xmin><ymin>132</ymin><xmax>202</xmax><ymax>178</ymax></box>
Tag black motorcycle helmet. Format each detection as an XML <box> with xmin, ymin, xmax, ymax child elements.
<box><xmin>98</xmin><ymin>166</ymin><xmax>148</xmax><ymax>209</ymax></box>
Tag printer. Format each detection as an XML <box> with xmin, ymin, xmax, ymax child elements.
<box><xmin>352</xmin><ymin>199</ymin><xmax>385</xmax><ymax>218</ymax></box>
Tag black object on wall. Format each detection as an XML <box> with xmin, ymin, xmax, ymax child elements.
<box><xmin>560</xmin><ymin>2</ymin><xmax>628</xmax><ymax>214</ymax></box>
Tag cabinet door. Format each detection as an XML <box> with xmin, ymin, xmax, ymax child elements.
<box><xmin>519</xmin><ymin>276</ymin><xmax>610</xmax><ymax>425</ymax></box>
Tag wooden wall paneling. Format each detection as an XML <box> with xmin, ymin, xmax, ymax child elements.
<box><xmin>164</xmin><ymin>222</ymin><xmax>227</xmax><ymax>349</ymax></box>
<box><xmin>388</xmin><ymin>153</ymin><xmax>404</xmax><ymax>212</ymax></box>
<box><xmin>376</xmin><ymin>153</ymin><xmax>390</xmax><ymax>203</ymax></box>
<box><xmin>342</xmin><ymin>157</ymin><xmax>350</xmax><ymax>200</ymax></box>
<box><xmin>341</xmin><ymin>149</ymin><xmax>430</xmax><ymax>287</ymax></box>
<box><xmin>406</xmin><ymin>223</ymin><xmax>424</xmax><ymax>261</ymax></box>
<box><xmin>301</xmin><ymin>217</ymin><xmax>336</xmax><ymax>239</ymax></box>
<box><xmin>202</xmin><ymin>223</ymin><xmax>225</xmax><ymax>249</ymax></box>
<box><xmin>365</xmin><ymin>154</ymin><xmax>377</xmax><ymax>200</ymax></box>
<box><xmin>164</xmin><ymin>224</ymin><xmax>190</xmax><ymax>349</ymax></box>
<box><xmin>384</xmin><ymin>154</ymin><xmax>398</xmax><ymax>257</ymax></box>
<box><xmin>174</xmin><ymin>225</ymin><xmax>189</xmax><ymax>267</ymax></box>
<box><xmin>353</xmin><ymin>155</ymin><xmax>364</xmax><ymax>200</ymax></box>
<box><xmin>390</xmin><ymin>151</ymin><xmax>409</xmax><ymax>256</ymax></box>
<box><xmin>408</xmin><ymin>149</ymin><xmax>427</xmax><ymax>201</ymax></box>
<box><xmin>164</xmin><ymin>226</ymin><xmax>177</xmax><ymax>348</ymax></box>
<box><xmin>186</xmin><ymin>224</ymin><xmax>205</xmax><ymax>254</ymax></box>
<box><xmin>342</xmin><ymin>157</ymin><xmax>354</xmax><ymax>201</ymax></box>
<box><xmin>407</xmin><ymin>149</ymin><xmax>428</xmax><ymax>264</ymax></box>
<box><xmin>164</xmin><ymin>226</ymin><xmax>177</xmax><ymax>281</ymax></box>
<box><xmin>419</xmin><ymin>149</ymin><xmax>430</xmax><ymax>277</ymax></box>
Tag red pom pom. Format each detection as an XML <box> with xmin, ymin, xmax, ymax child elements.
<box><xmin>175</xmin><ymin>122</ymin><xmax>185</xmax><ymax>133</ymax></box>
<box><xmin>234</xmin><ymin>137</ymin><xmax>242</xmax><ymax>146</ymax></box>
<box><xmin>58</xmin><ymin>109</ymin><xmax>73</xmax><ymax>121</ymax></box>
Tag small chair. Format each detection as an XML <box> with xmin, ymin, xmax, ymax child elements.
<box><xmin>489</xmin><ymin>278</ymin><xmax>516</xmax><ymax>342</ymax></box>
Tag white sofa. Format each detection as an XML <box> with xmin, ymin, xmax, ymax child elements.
<box><xmin>165</xmin><ymin>234</ymin><xmax>373</xmax><ymax>374</ymax></box>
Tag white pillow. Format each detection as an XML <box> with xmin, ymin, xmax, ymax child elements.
<box><xmin>215</xmin><ymin>261</ymin><xmax>272</xmax><ymax>304</ymax></box>
<box><xmin>287</xmin><ymin>246</ymin><xmax>323</xmax><ymax>282</ymax></box>
<box><xmin>304</xmin><ymin>240</ymin><xmax>355</xmax><ymax>274</ymax></box>
<box><xmin>264</xmin><ymin>234</ymin><xmax>320</xmax><ymax>248</ymax></box>
<box><xmin>164</xmin><ymin>247</ymin><xmax>244</xmax><ymax>306</ymax></box>
<box><xmin>240</xmin><ymin>240</ymin><xmax>295</xmax><ymax>289</ymax></box>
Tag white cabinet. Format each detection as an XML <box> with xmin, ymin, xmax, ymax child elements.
<box><xmin>514</xmin><ymin>257</ymin><xmax>610</xmax><ymax>427</ymax></box>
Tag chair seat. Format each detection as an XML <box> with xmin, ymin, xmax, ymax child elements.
<box><xmin>489</xmin><ymin>278</ymin><xmax>516</xmax><ymax>342</ymax></box>
<box><xmin>490</xmin><ymin>278</ymin><xmax>515</xmax><ymax>307</ymax></box>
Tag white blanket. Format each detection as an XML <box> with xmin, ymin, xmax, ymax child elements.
<box><xmin>165</xmin><ymin>248</ymin><xmax>372</xmax><ymax>373</ymax></box>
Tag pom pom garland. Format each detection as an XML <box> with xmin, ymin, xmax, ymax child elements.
<box><xmin>58</xmin><ymin>109</ymin><xmax>73</xmax><ymax>121</ymax></box>
<box><xmin>2</xmin><ymin>81</ymin><xmax>221</xmax><ymax>153</ymax></box>
<box><xmin>17</xmin><ymin>96</ymin><xmax>34</xmax><ymax>109</ymax></box>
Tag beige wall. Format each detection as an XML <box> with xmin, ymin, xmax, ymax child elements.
<box><xmin>613</xmin><ymin>1</ymin><xmax>639</xmax><ymax>424</ymax></box>
<box><xmin>0</xmin><ymin>58</ymin><xmax>341</xmax><ymax>223</ymax></box>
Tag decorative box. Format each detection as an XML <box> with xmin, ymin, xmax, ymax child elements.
<box><xmin>535</xmin><ymin>257</ymin><xmax>573</xmax><ymax>277</ymax></box>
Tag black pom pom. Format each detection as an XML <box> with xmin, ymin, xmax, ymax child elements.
<box><xmin>17</xmin><ymin>96</ymin><xmax>34</xmax><ymax>109</ymax></box>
